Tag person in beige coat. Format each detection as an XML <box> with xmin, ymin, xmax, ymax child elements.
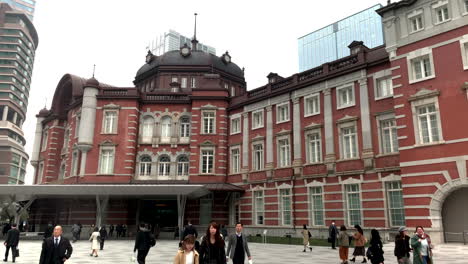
<box><xmin>174</xmin><ymin>234</ymin><xmax>199</xmax><ymax>264</ymax></box>
<box><xmin>89</xmin><ymin>227</ymin><xmax>100</xmax><ymax>257</ymax></box>
<box><xmin>301</xmin><ymin>224</ymin><xmax>312</xmax><ymax>252</ymax></box>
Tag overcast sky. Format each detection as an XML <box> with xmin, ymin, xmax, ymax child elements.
<box><xmin>23</xmin><ymin>0</ymin><xmax>387</xmax><ymax>184</ymax></box>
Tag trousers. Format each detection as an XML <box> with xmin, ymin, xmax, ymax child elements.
<box><xmin>4</xmin><ymin>245</ymin><xmax>17</xmax><ymax>261</ymax></box>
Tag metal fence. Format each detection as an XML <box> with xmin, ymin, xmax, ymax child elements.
<box><xmin>444</xmin><ymin>231</ymin><xmax>468</xmax><ymax>244</ymax></box>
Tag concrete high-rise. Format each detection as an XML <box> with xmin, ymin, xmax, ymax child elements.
<box><xmin>148</xmin><ymin>29</ymin><xmax>216</xmax><ymax>56</ymax></box>
<box><xmin>0</xmin><ymin>3</ymin><xmax>38</xmax><ymax>184</ymax></box>
<box><xmin>0</xmin><ymin>0</ymin><xmax>36</xmax><ymax>21</ymax></box>
<box><xmin>298</xmin><ymin>4</ymin><xmax>384</xmax><ymax>71</ymax></box>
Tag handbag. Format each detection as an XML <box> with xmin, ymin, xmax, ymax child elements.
<box><xmin>14</xmin><ymin>248</ymin><xmax>19</xmax><ymax>258</ymax></box>
<box><xmin>327</xmin><ymin>237</ymin><xmax>332</xmax><ymax>243</ymax></box>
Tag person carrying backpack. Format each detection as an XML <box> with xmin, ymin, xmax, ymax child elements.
<box><xmin>134</xmin><ymin>223</ymin><xmax>156</xmax><ymax>264</ymax></box>
<box><xmin>302</xmin><ymin>224</ymin><xmax>312</xmax><ymax>252</ymax></box>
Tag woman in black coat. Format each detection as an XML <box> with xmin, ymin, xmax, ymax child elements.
<box><xmin>367</xmin><ymin>229</ymin><xmax>384</xmax><ymax>264</ymax></box>
<box><xmin>199</xmin><ymin>222</ymin><xmax>226</xmax><ymax>264</ymax></box>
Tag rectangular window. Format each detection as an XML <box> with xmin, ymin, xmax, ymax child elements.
<box><xmin>252</xmin><ymin>110</ymin><xmax>264</xmax><ymax>129</ymax></box>
<box><xmin>465</xmin><ymin>0</ymin><xmax>468</xmax><ymax>12</ymax></box>
<box><xmin>75</xmin><ymin>114</ymin><xmax>81</xmax><ymax>138</ymax></box>
<box><xmin>280</xmin><ymin>189</ymin><xmax>292</xmax><ymax>225</ymax></box>
<box><xmin>99</xmin><ymin>148</ymin><xmax>115</xmax><ymax>174</ymax></box>
<box><xmin>230</xmin><ymin>117</ymin><xmax>240</xmax><ymax>134</ymax></box>
<box><xmin>201</xmin><ymin>149</ymin><xmax>214</xmax><ymax>174</ymax></box>
<box><xmin>278</xmin><ymin>138</ymin><xmax>290</xmax><ymax>167</ymax></box>
<box><xmin>231</xmin><ymin>148</ymin><xmax>240</xmax><ymax>174</ymax></box>
<box><xmin>171</xmin><ymin>77</ymin><xmax>178</xmax><ymax>83</ymax></box>
<box><xmin>309</xmin><ymin>187</ymin><xmax>324</xmax><ymax>226</ymax></box>
<box><xmin>435</xmin><ymin>5</ymin><xmax>449</xmax><ymax>23</ymax></box>
<box><xmin>412</xmin><ymin>56</ymin><xmax>432</xmax><ymax>80</ymax></box>
<box><xmin>337</xmin><ymin>85</ymin><xmax>355</xmax><ymax>108</ymax></box>
<box><xmin>376</xmin><ymin>77</ymin><xmax>393</xmax><ymax>98</ymax></box>
<box><xmin>180</xmin><ymin>117</ymin><xmax>190</xmax><ymax>138</ymax></box>
<box><xmin>381</xmin><ymin>119</ymin><xmax>399</xmax><ymax>153</ymax></box>
<box><xmin>103</xmin><ymin>111</ymin><xmax>117</xmax><ymax>134</ymax></box>
<box><xmin>304</xmin><ymin>94</ymin><xmax>320</xmax><ymax>116</ymax></box>
<box><xmin>341</xmin><ymin>126</ymin><xmax>357</xmax><ymax>159</ymax></box>
<box><xmin>410</xmin><ymin>15</ymin><xmax>424</xmax><ymax>32</ymax></box>
<box><xmin>276</xmin><ymin>103</ymin><xmax>290</xmax><ymax>123</ymax></box>
<box><xmin>71</xmin><ymin>151</ymin><xmax>79</xmax><ymax>176</ymax></box>
<box><xmin>306</xmin><ymin>131</ymin><xmax>322</xmax><ymax>163</ymax></box>
<box><xmin>181</xmin><ymin>77</ymin><xmax>187</xmax><ymax>88</ymax></box>
<box><xmin>417</xmin><ymin>104</ymin><xmax>440</xmax><ymax>144</ymax></box>
<box><xmin>386</xmin><ymin>181</ymin><xmax>406</xmax><ymax>227</ymax></box>
<box><xmin>202</xmin><ymin>111</ymin><xmax>215</xmax><ymax>134</ymax></box>
<box><xmin>191</xmin><ymin>77</ymin><xmax>196</xmax><ymax>88</ymax></box>
<box><xmin>231</xmin><ymin>86</ymin><xmax>236</xmax><ymax>97</ymax></box>
<box><xmin>41</xmin><ymin>130</ymin><xmax>48</xmax><ymax>151</ymax></box>
<box><xmin>345</xmin><ymin>184</ymin><xmax>362</xmax><ymax>226</ymax></box>
<box><xmin>253</xmin><ymin>144</ymin><xmax>264</xmax><ymax>171</ymax></box>
<box><xmin>254</xmin><ymin>191</ymin><xmax>264</xmax><ymax>225</ymax></box>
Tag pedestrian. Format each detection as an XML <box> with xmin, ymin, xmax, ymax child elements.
<box><xmin>350</xmin><ymin>225</ymin><xmax>367</xmax><ymax>263</ymax></box>
<box><xmin>183</xmin><ymin>221</ymin><xmax>198</xmax><ymax>239</ymax></box>
<box><xmin>329</xmin><ymin>220</ymin><xmax>339</xmax><ymax>249</ymax></box>
<box><xmin>174</xmin><ymin>234</ymin><xmax>199</xmax><ymax>264</ymax></box>
<box><xmin>338</xmin><ymin>225</ymin><xmax>350</xmax><ymax>264</ymax></box>
<box><xmin>71</xmin><ymin>223</ymin><xmax>80</xmax><ymax>243</ymax></box>
<box><xmin>199</xmin><ymin>222</ymin><xmax>226</xmax><ymax>264</ymax></box>
<box><xmin>394</xmin><ymin>226</ymin><xmax>411</xmax><ymax>264</ymax></box>
<box><xmin>301</xmin><ymin>224</ymin><xmax>312</xmax><ymax>252</ymax></box>
<box><xmin>99</xmin><ymin>225</ymin><xmax>108</xmax><ymax>250</ymax></box>
<box><xmin>39</xmin><ymin>225</ymin><xmax>73</xmax><ymax>264</ymax></box>
<box><xmin>220</xmin><ymin>225</ymin><xmax>228</xmax><ymax>240</ymax></box>
<box><xmin>3</xmin><ymin>223</ymin><xmax>19</xmax><ymax>263</ymax></box>
<box><xmin>109</xmin><ymin>224</ymin><xmax>114</xmax><ymax>238</ymax></box>
<box><xmin>226</xmin><ymin>222</ymin><xmax>251</xmax><ymax>264</ymax></box>
<box><xmin>43</xmin><ymin>223</ymin><xmax>53</xmax><ymax>240</ymax></box>
<box><xmin>2</xmin><ymin>223</ymin><xmax>11</xmax><ymax>238</ymax></box>
<box><xmin>134</xmin><ymin>223</ymin><xmax>156</xmax><ymax>264</ymax></box>
<box><xmin>122</xmin><ymin>224</ymin><xmax>127</xmax><ymax>237</ymax></box>
<box><xmin>89</xmin><ymin>227</ymin><xmax>100</xmax><ymax>257</ymax></box>
<box><xmin>367</xmin><ymin>229</ymin><xmax>384</xmax><ymax>264</ymax></box>
<box><xmin>116</xmin><ymin>224</ymin><xmax>122</xmax><ymax>238</ymax></box>
<box><xmin>77</xmin><ymin>222</ymin><xmax>82</xmax><ymax>240</ymax></box>
<box><xmin>410</xmin><ymin>226</ymin><xmax>433</xmax><ymax>264</ymax></box>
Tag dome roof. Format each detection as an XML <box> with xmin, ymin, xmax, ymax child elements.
<box><xmin>85</xmin><ymin>77</ymin><xmax>100</xmax><ymax>87</ymax></box>
<box><xmin>38</xmin><ymin>108</ymin><xmax>49</xmax><ymax>117</ymax></box>
<box><xmin>135</xmin><ymin>50</ymin><xmax>244</xmax><ymax>80</ymax></box>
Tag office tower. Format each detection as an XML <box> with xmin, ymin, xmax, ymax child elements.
<box><xmin>0</xmin><ymin>3</ymin><xmax>38</xmax><ymax>184</ymax></box>
<box><xmin>298</xmin><ymin>4</ymin><xmax>384</xmax><ymax>71</ymax></box>
<box><xmin>148</xmin><ymin>29</ymin><xmax>216</xmax><ymax>56</ymax></box>
<box><xmin>0</xmin><ymin>0</ymin><xmax>36</xmax><ymax>21</ymax></box>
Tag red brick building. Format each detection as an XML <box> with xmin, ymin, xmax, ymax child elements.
<box><xmin>28</xmin><ymin>0</ymin><xmax>468</xmax><ymax>243</ymax></box>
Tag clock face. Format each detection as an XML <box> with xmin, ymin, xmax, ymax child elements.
<box><xmin>224</xmin><ymin>55</ymin><xmax>231</xmax><ymax>63</ymax></box>
<box><xmin>181</xmin><ymin>47</ymin><xmax>190</xmax><ymax>56</ymax></box>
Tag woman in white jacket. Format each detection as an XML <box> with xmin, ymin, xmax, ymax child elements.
<box><xmin>89</xmin><ymin>227</ymin><xmax>100</xmax><ymax>257</ymax></box>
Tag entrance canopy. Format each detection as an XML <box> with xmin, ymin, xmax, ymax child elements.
<box><xmin>0</xmin><ymin>183</ymin><xmax>232</xmax><ymax>201</ymax></box>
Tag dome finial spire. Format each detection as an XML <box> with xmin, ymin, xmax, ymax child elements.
<box><xmin>191</xmin><ymin>13</ymin><xmax>199</xmax><ymax>50</ymax></box>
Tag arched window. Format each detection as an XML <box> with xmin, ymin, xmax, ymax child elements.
<box><xmin>59</xmin><ymin>163</ymin><xmax>66</xmax><ymax>179</ymax></box>
<box><xmin>180</xmin><ymin>117</ymin><xmax>190</xmax><ymax>138</ymax></box>
<box><xmin>177</xmin><ymin>155</ymin><xmax>189</xmax><ymax>176</ymax></box>
<box><xmin>139</xmin><ymin>155</ymin><xmax>152</xmax><ymax>176</ymax></box>
<box><xmin>159</xmin><ymin>155</ymin><xmax>170</xmax><ymax>176</ymax></box>
<box><xmin>161</xmin><ymin>116</ymin><xmax>172</xmax><ymax>142</ymax></box>
<box><xmin>141</xmin><ymin>116</ymin><xmax>154</xmax><ymax>143</ymax></box>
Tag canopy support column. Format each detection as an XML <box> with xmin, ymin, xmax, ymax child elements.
<box><xmin>95</xmin><ymin>195</ymin><xmax>109</xmax><ymax>227</ymax></box>
<box><xmin>177</xmin><ymin>195</ymin><xmax>187</xmax><ymax>240</ymax></box>
<box><xmin>15</xmin><ymin>196</ymin><xmax>36</xmax><ymax>225</ymax></box>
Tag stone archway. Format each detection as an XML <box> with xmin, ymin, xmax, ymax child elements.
<box><xmin>429</xmin><ymin>179</ymin><xmax>468</xmax><ymax>243</ymax></box>
<box><xmin>442</xmin><ymin>187</ymin><xmax>468</xmax><ymax>242</ymax></box>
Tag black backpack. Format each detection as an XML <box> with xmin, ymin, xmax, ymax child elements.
<box><xmin>149</xmin><ymin>234</ymin><xmax>156</xmax><ymax>247</ymax></box>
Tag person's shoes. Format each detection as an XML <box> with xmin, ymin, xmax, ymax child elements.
<box><xmin>3</xmin><ymin>259</ymin><xmax>6</xmax><ymax>262</ymax></box>
<box><xmin>95</xmin><ymin>255</ymin><xmax>98</xmax><ymax>257</ymax></box>
<box><xmin>350</xmin><ymin>257</ymin><xmax>356</xmax><ymax>262</ymax></box>
<box><xmin>361</xmin><ymin>259</ymin><xmax>367</xmax><ymax>263</ymax></box>
<box><xmin>309</xmin><ymin>247</ymin><xmax>312</xmax><ymax>252</ymax></box>
<box><xmin>90</xmin><ymin>254</ymin><xmax>93</xmax><ymax>256</ymax></box>
<box><xmin>302</xmin><ymin>249</ymin><xmax>306</xmax><ymax>252</ymax></box>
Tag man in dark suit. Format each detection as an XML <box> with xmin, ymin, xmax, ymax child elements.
<box><xmin>226</xmin><ymin>223</ymin><xmax>252</xmax><ymax>264</ymax></box>
<box><xmin>3</xmin><ymin>223</ymin><xmax>19</xmax><ymax>262</ymax></box>
<box><xmin>39</xmin><ymin>226</ymin><xmax>73</xmax><ymax>264</ymax></box>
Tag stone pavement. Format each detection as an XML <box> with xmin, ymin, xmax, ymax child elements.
<box><xmin>5</xmin><ymin>239</ymin><xmax>468</xmax><ymax>263</ymax></box>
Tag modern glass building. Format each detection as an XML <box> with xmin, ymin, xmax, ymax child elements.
<box><xmin>0</xmin><ymin>0</ymin><xmax>36</xmax><ymax>21</ymax></box>
<box><xmin>0</xmin><ymin>3</ymin><xmax>38</xmax><ymax>184</ymax></box>
<box><xmin>148</xmin><ymin>29</ymin><xmax>216</xmax><ymax>56</ymax></box>
<box><xmin>298</xmin><ymin>4</ymin><xmax>384</xmax><ymax>72</ymax></box>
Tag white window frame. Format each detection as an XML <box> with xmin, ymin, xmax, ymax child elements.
<box><xmin>276</xmin><ymin>102</ymin><xmax>290</xmax><ymax>124</ymax></box>
<box><xmin>336</xmin><ymin>84</ymin><xmax>355</xmax><ymax>109</ymax></box>
<box><xmin>62</xmin><ymin>128</ymin><xmax>69</xmax><ymax>152</ymax></box>
<box><xmin>41</xmin><ymin>129</ymin><xmax>48</xmax><ymax>151</ymax></box>
<box><xmin>160</xmin><ymin>116</ymin><xmax>172</xmax><ymax>143</ymax></box>
<box><xmin>102</xmin><ymin>110</ymin><xmax>118</xmax><ymax>134</ymax></box>
<box><xmin>253</xmin><ymin>190</ymin><xmax>265</xmax><ymax>225</ymax></box>
<box><xmin>407</xmin><ymin>9</ymin><xmax>424</xmax><ymax>33</ymax></box>
<box><xmin>230</xmin><ymin>116</ymin><xmax>241</xmax><ymax>135</ymax></box>
<box><xmin>230</xmin><ymin>146</ymin><xmax>241</xmax><ymax>174</ymax></box>
<box><xmin>201</xmin><ymin>110</ymin><xmax>216</xmax><ymax>134</ymax></box>
<box><xmin>59</xmin><ymin>163</ymin><xmax>66</xmax><ymax>180</ymax></box>
<box><xmin>305</xmin><ymin>129</ymin><xmax>322</xmax><ymax>164</ymax></box>
<box><xmin>407</xmin><ymin>48</ymin><xmax>436</xmax><ymax>84</ymax></box>
<box><xmin>231</xmin><ymin>86</ymin><xmax>236</xmax><ymax>97</ymax></box>
<box><xmin>338</xmin><ymin>121</ymin><xmax>359</xmax><ymax>160</ymax></box>
<box><xmin>464</xmin><ymin>0</ymin><xmax>468</xmax><ymax>15</ymax></box>
<box><xmin>180</xmin><ymin>116</ymin><xmax>191</xmax><ymax>138</ymax></box>
<box><xmin>277</xmin><ymin>135</ymin><xmax>291</xmax><ymax>167</ymax></box>
<box><xmin>37</xmin><ymin>162</ymin><xmax>44</xmax><ymax>184</ymax></box>
<box><xmin>432</xmin><ymin>1</ymin><xmax>450</xmax><ymax>24</ymax></box>
<box><xmin>372</xmin><ymin>69</ymin><xmax>393</xmax><ymax>100</ymax></box>
<box><xmin>139</xmin><ymin>155</ymin><xmax>152</xmax><ymax>176</ymax></box>
<box><xmin>252</xmin><ymin>109</ymin><xmax>264</xmax><ymax>129</ymax></box>
<box><xmin>75</xmin><ymin>113</ymin><xmax>81</xmax><ymax>138</ymax></box>
<box><xmin>345</xmin><ymin>184</ymin><xmax>362</xmax><ymax>226</ymax></box>
<box><xmin>177</xmin><ymin>155</ymin><xmax>189</xmax><ymax>176</ymax></box>
<box><xmin>309</xmin><ymin>186</ymin><xmax>325</xmax><ymax>226</ymax></box>
<box><xmin>181</xmin><ymin>77</ymin><xmax>187</xmax><ymax>88</ymax></box>
<box><xmin>377</xmin><ymin>114</ymin><xmax>399</xmax><ymax>155</ymax></box>
<box><xmin>191</xmin><ymin>77</ymin><xmax>196</xmax><ymax>88</ymax></box>
<box><xmin>279</xmin><ymin>188</ymin><xmax>292</xmax><ymax>226</ymax></box>
<box><xmin>376</xmin><ymin>77</ymin><xmax>393</xmax><ymax>99</ymax></box>
<box><xmin>158</xmin><ymin>155</ymin><xmax>171</xmax><ymax>177</ymax></box>
<box><xmin>141</xmin><ymin>116</ymin><xmax>154</xmax><ymax>143</ymax></box>
<box><xmin>304</xmin><ymin>93</ymin><xmax>320</xmax><ymax>117</ymax></box>
<box><xmin>71</xmin><ymin>150</ymin><xmax>79</xmax><ymax>176</ymax></box>
<box><xmin>416</xmin><ymin>104</ymin><xmax>442</xmax><ymax>145</ymax></box>
<box><xmin>410</xmin><ymin>95</ymin><xmax>443</xmax><ymax>146</ymax></box>
<box><xmin>385</xmin><ymin>181</ymin><xmax>406</xmax><ymax>227</ymax></box>
<box><xmin>252</xmin><ymin>142</ymin><xmax>264</xmax><ymax>171</ymax></box>
<box><xmin>98</xmin><ymin>146</ymin><xmax>115</xmax><ymax>175</ymax></box>
<box><xmin>460</xmin><ymin>35</ymin><xmax>468</xmax><ymax>70</ymax></box>
<box><xmin>200</xmin><ymin>148</ymin><xmax>215</xmax><ymax>174</ymax></box>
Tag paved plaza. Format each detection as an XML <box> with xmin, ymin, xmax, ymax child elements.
<box><xmin>4</xmin><ymin>239</ymin><xmax>467</xmax><ymax>264</ymax></box>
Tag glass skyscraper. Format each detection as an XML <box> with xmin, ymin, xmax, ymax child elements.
<box><xmin>148</xmin><ymin>29</ymin><xmax>216</xmax><ymax>56</ymax></box>
<box><xmin>298</xmin><ymin>4</ymin><xmax>384</xmax><ymax>72</ymax></box>
<box><xmin>0</xmin><ymin>0</ymin><xmax>36</xmax><ymax>21</ymax></box>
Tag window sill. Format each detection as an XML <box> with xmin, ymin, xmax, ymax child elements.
<box><xmin>303</xmin><ymin>162</ymin><xmax>324</xmax><ymax>166</ymax></box>
<box><xmin>101</xmin><ymin>132</ymin><xmax>118</xmax><ymax>135</ymax></box>
<box><xmin>409</xmin><ymin>75</ymin><xmax>435</xmax><ymax>84</ymax></box>
<box><xmin>200</xmin><ymin>133</ymin><xmax>216</xmax><ymax>135</ymax></box>
<box><xmin>409</xmin><ymin>28</ymin><xmax>425</xmax><ymax>35</ymax></box>
<box><xmin>276</xmin><ymin>119</ymin><xmax>290</xmax><ymax>124</ymax></box>
<box><xmin>304</xmin><ymin>112</ymin><xmax>320</xmax><ymax>118</ymax></box>
<box><xmin>336</xmin><ymin>157</ymin><xmax>360</xmax><ymax>162</ymax></box>
<box><xmin>375</xmin><ymin>152</ymin><xmax>399</xmax><ymax>158</ymax></box>
<box><xmin>230</xmin><ymin>131</ymin><xmax>241</xmax><ymax>135</ymax></box>
<box><xmin>97</xmin><ymin>173</ymin><xmax>114</xmax><ymax>176</ymax></box>
<box><xmin>199</xmin><ymin>173</ymin><xmax>215</xmax><ymax>176</ymax></box>
<box><xmin>434</xmin><ymin>18</ymin><xmax>451</xmax><ymax>26</ymax></box>
<box><xmin>375</xmin><ymin>95</ymin><xmax>394</xmax><ymax>101</ymax></box>
<box><xmin>413</xmin><ymin>140</ymin><xmax>445</xmax><ymax>148</ymax></box>
<box><xmin>251</xmin><ymin>125</ymin><xmax>264</xmax><ymax>131</ymax></box>
<box><xmin>249</xmin><ymin>169</ymin><xmax>267</xmax><ymax>173</ymax></box>
<box><xmin>337</xmin><ymin>103</ymin><xmax>356</xmax><ymax>110</ymax></box>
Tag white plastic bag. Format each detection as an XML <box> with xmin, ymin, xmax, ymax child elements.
<box><xmin>248</xmin><ymin>260</ymin><xmax>253</xmax><ymax>264</ymax></box>
<box><xmin>130</xmin><ymin>252</ymin><xmax>136</xmax><ymax>263</ymax></box>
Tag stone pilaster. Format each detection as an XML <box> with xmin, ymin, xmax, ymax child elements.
<box><xmin>292</xmin><ymin>98</ymin><xmax>303</xmax><ymax>176</ymax></box>
<box><xmin>359</xmin><ymin>78</ymin><xmax>374</xmax><ymax>169</ymax></box>
<box><xmin>265</xmin><ymin>106</ymin><xmax>274</xmax><ymax>180</ymax></box>
<box><xmin>323</xmin><ymin>89</ymin><xmax>336</xmax><ymax>174</ymax></box>
<box><xmin>242</xmin><ymin>112</ymin><xmax>249</xmax><ymax>181</ymax></box>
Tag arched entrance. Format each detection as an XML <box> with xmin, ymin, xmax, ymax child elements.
<box><xmin>442</xmin><ymin>187</ymin><xmax>468</xmax><ymax>242</ymax></box>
